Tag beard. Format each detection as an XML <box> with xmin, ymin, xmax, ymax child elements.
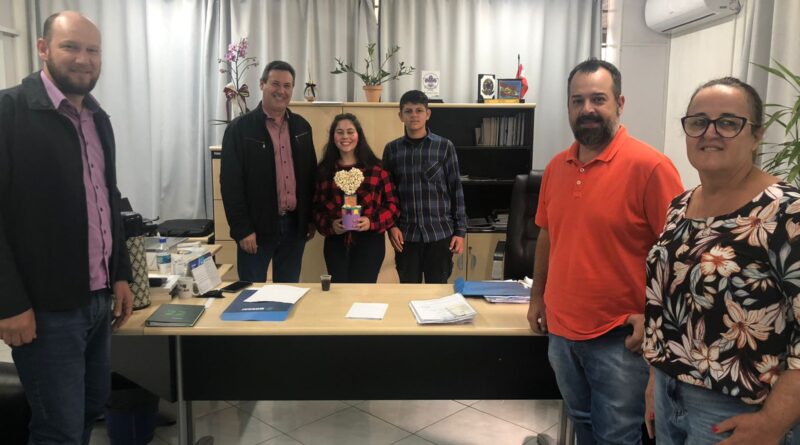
<box><xmin>571</xmin><ymin>114</ymin><xmax>614</xmax><ymax>147</ymax></box>
<box><xmin>46</xmin><ymin>59</ymin><xmax>99</xmax><ymax>96</ymax></box>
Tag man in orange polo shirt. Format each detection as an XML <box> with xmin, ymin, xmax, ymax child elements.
<box><xmin>527</xmin><ymin>58</ymin><xmax>683</xmax><ymax>444</ymax></box>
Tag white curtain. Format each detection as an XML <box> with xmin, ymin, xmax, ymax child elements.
<box><xmin>32</xmin><ymin>0</ymin><xmax>217</xmax><ymax>221</ymax></box>
<box><xmin>31</xmin><ymin>0</ymin><xmax>375</xmax><ymax>221</ymax></box>
<box><xmin>220</xmin><ymin>0</ymin><xmax>376</xmax><ymax>106</ymax></box>
<box><xmin>734</xmin><ymin>0</ymin><xmax>800</xmax><ymax>166</ymax></box>
<box><xmin>379</xmin><ymin>0</ymin><xmax>602</xmax><ymax>169</ymax></box>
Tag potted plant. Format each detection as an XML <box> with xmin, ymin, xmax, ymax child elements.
<box><xmin>215</xmin><ymin>37</ymin><xmax>258</xmax><ymax>124</ymax></box>
<box><xmin>331</xmin><ymin>43</ymin><xmax>414</xmax><ymax>102</ymax></box>
<box><xmin>757</xmin><ymin>60</ymin><xmax>800</xmax><ymax>185</ymax></box>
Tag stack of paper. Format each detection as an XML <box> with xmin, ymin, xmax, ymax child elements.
<box><xmin>484</xmin><ymin>294</ymin><xmax>530</xmax><ymax>304</ymax></box>
<box><xmin>243</xmin><ymin>285</ymin><xmax>309</xmax><ymax>304</ymax></box>
<box><xmin>345</xmin><ymin>303</ymin><xmax>389</xmax><ymax>320</ymax></box>
<box><xmin>409</xmin><ymin>293</ymin><xmax>477</xmax><ymax>324</ymax></box>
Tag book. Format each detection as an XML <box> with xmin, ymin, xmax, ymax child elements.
<box><xmin>145</xmin><ymin>304</ymin><xmax>205</xmax><ymax>327</ymax></box>
<box><xmin>221</xmin><ymin>289</ymin><xmax>293</xmax><ymax>321</ymax></box>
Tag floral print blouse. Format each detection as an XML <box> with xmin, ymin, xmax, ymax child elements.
<box><xmin>644</xmin><ymin>183</ymin><xmax>800</xmax><ymax>404</ymax></box>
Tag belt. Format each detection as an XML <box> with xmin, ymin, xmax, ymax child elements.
<box><xmin>278</xmin><ymin>210</ymin><xmax>296</xmax><ymax>217</ymax></box>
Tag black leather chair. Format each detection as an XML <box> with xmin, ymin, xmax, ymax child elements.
<box><xmin>493</xmin><ymin>171</ymin><xmax>543</xmax><ymax>279</ymax></box>
<box><xmin>0</xmin><ymin>362</ymin><xmax>31</xmax><ymax>444</ymax></box>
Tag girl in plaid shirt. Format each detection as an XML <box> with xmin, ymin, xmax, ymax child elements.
<box><xmin>312</xmin><ymin>113</ymin><xmax>400</xmax><ymax>283</ymax></box>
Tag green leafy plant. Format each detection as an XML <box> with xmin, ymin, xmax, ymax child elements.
<box><xmin>331</xmin><ymin>43</ymin><xmax>414</xmax><ymax>86</ymax></box>
<box><xmin>757</xmin><ymin>60</ymin><xmax>800</xmax><ymax>184</ymax></box>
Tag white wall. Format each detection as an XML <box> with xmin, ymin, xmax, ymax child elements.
<box><xmin>615</xmin><ymin>0</ymin><xmax>671</xmax><ymax>152</ymax></box>
<box><xmin>663</xmin><ymin>17</ymin><xmax>743</xmax><ymax>188</ymax></box>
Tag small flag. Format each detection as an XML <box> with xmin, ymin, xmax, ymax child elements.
<box><xmin>516</xmin><ymin>54</ymin><xmax>529</xmax><ymax>99</ymax></box>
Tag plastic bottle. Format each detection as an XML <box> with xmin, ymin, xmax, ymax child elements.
<box><xmin>156</xmin><ymin>237</ymin><xmax>172</xmax><ymax>274</ymax></box>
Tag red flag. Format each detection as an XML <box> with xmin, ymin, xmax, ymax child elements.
<box><xmin>516</xmin><ymin>61</ymin><xmax>529</xmax><ymax>99</ymax></box>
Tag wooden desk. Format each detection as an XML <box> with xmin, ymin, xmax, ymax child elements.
<box><xmin>113</xmin><ymin>284</ymin><xmax>561</xmax><ymax>444</ymax></box>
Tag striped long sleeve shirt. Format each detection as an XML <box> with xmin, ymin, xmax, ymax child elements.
<box><xmin>382</xmin><ymin>131</ymin><xmax>467</xmax><ymax>242</ymax></box>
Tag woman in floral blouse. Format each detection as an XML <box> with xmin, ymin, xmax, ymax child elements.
<box><xmin>312</xmin><ymin>113</ymin><xmax>399</xmax><ymax>283</ymax></box>
<box><xmin>643</xmin><ymin>77</ymin><xmax>800</xmax><ymax>444</ymax></box>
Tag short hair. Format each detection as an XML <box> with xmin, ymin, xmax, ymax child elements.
<box><xmin>567</xmin><ymin>58</ymin><xmax>622</xmax><ymax>101</ymax></box>
<box><xmin>42</xmin><ymin>12</ymin><xmax>62</xmax><ymax>42</ymax></box>
<box><xmin>399</xmin><ymin>90</ymin><xmax>429</xmax><ymax>110</ymax></box>
<box><xmin>261</xmin><ymin>60</ymin><xmax>296</xmax><ymax>84</ymax></box>
<box><xmin>688</xmin><ymin>77</ymin><xmax>764</xmax><ymax>133</ymax></box>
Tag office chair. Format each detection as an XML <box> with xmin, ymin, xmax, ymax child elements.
<box><xmin>0</xmin><ymin>362</ymin><xmax>31</xmax><ymax>444</ymax></box>
<box><xmin>492</xmin><ymin>171</ymin><xmax>543</xmax><ymax>280</ymax></box>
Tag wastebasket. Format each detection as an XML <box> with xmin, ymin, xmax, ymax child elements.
<box><xmin>105</xmin><ymin>373</ymin><xmax>159</xmax><ymax>445</ymax></box>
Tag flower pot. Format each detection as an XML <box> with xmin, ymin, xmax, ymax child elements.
<box><xmin>362</xmin><ymin>85</ymin><xmax>383</xmax><ymax>102</ymax></box>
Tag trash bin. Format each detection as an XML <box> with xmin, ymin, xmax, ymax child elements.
<box><xmin>105</xmin><ymin>373</ymin><xmax>159</xmax><ymax>445</ymax></box>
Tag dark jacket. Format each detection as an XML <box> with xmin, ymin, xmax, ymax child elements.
<box><xmin>0</xmin><ymin>72</ymin><xmax>132</xmax><ymax>319</ymax></box>
<box><xmin>220</xmin><ymin>104</ymin><xmax>317</xmax><ymax>243</ymax></box>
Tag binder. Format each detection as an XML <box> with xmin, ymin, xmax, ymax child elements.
<box><xmin>221</xmin><ymin>289</ymin><xmax>292</xmax><ymax>321</ymax></box>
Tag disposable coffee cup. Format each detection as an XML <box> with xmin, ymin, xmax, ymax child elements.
<box><xmin>320</xmin><ymin>274</ymin><xmax>332</xmax><ymax>291</ymax></box>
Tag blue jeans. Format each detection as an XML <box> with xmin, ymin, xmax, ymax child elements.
<box><xmin>548</xmin><ymin>327</ymin><xmax>649</xmax><ymax>445</ymax></box>
<box><xmin>655</xmin><ymin>368</ymin><xmax>800</xmax><ymax>445</ymax></box>
<box><xmin>236</xmin><ymin>213</ymin><xmax>306</xmax><ymax>283</ymax></box>
<box><xmin>12</xmin><ymin>290</ymin><xmax>113</xmax><ymax>445</ymax></box>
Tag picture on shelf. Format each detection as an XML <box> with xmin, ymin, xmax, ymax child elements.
<box><xmin>497</xmin><ymin>79</ymin><xmax>522</xmax><ymax>100</ymax></box>
<box><xmin>477</xmin><ymin>74</ymin><xmax>497</xmax><ymax>101</ymax></box>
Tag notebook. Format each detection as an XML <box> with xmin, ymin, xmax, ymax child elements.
<box><xmin>145</xmin><ymin>304</ymin><xmax>205</xmax><ymax>327</ymax></box>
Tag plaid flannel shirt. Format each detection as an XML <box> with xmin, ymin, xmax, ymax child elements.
<box><xmin>383</xmin><ymin>131</ymin><xmax>467</xmax><ymax>242</ymax></box>
<box><xmin>313</xmin><ymin>163</ymin><xmax>400</xmax><ymax>237</ymax></box>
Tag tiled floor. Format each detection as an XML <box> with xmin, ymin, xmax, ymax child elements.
<box><xmin>1</xmin><ymin>344</ymin><xmax>563</xmax><ymax>445</ymax></box>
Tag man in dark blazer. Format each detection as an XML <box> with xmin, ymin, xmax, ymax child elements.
<box><xmin>220</xmin><ymin>60</ymin><xmax>317</xmax><ymax>282</ymax></box>
<box><xmin>0</xmin><ymin>11</ymin><xmax>133</xmax><ymax>443</ymax></box>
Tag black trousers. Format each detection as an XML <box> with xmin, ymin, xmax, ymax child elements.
<box><xmin>323</xmin><ymin>231</ymin><xmax>386</xmax><ymax>283</ymax></box>
<box><xmin>394</xmin><ymin>237</ymin><xmax>453</xmax><ymax>284</ymax></box>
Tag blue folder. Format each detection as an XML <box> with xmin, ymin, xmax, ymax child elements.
<box><xmin>221</xmin><ymin>289</ymin><xmax>292</xmax><ymax>321</ymax></box>
<box><xmin>454</xmin><ymin>277</ymin><xmax>529</xmax><ymax>297</ymax></box>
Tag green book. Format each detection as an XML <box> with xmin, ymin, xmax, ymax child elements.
<box><xmin>145</xmin><ymin>304</ymin><xmax>205</xmax><ymax>327</ymax></box>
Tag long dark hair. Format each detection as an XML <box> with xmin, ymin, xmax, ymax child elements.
<box><xmin>318</xmin><ymin>113</ymin><xmax>381</xmax><ymax>178</ymax></box>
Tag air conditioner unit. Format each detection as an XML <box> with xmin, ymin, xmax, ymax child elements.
<box><xmin>645</xmin><ymin>0</ymin><xmax>741</xmax><ymax>34</ymax></box>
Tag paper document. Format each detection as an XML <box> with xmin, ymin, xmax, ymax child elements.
<box><xmin>244</xmin><ymin>284</ymin><xmax>309</xmax><ymax>304</ymax></box>
<box><xmin>409</xmin><ymin>293</ymin><xmax>477</xmax><ymax>324</ymax></box>
<box><xmin>189</xmin><ymin>253</ymin><xmax>221</xmax><ymax>295</ymax></box>
<box><xmin>345</xmin><ymin>303</ymin><xmax>389</xmax><ymax>320</ymax></box>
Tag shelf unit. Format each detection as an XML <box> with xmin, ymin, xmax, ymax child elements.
<box><xmin>426</xmin><ymin>103</ymin><xmax>535</xmax><ymax>281</ymax></box>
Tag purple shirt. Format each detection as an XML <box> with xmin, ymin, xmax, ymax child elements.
<box><xmin>41</xmin><ymin>71</ymin><xmax>112</xmax><ymax>291</ymax></box>
<box><xmin>264</xmin><ymin>108</ymin><xmax>296</xmax><ymax>214</ymax></box>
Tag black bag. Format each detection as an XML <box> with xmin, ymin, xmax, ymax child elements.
<box><xmin>157</xmin><ymin>219</ymin><xmax>214</xmax><ymax>237</ymax></box>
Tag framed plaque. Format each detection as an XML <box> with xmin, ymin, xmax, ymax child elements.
<box><xmin>421</xmin><ymin>70</ymin><xmax>440</xmax><ymax>98</ymax></box>
<box><xmin>478</xmin><ymin>74</ymin><xmax>496</xmax><ymax>102</ymax></box>
<box><xmin>498</xmin><ymin>78</ymin><xmax>522</xmax><ymax>100</ymax></box>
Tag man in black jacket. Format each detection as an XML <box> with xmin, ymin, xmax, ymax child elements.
<box><xmin>0</xmin><ymin>11</ymin><xmax>133</xmax><ymax>443</ymax></box>
<box><xmin>220</xmin><ymin>60</ymin><xmax>317</xmax><ymax>282</ymax></box>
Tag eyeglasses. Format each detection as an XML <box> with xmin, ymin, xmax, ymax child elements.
<box><xmin>681</xmin><ymin>115</ymin><xmax>758</xmax><ymax>138</ymax></box>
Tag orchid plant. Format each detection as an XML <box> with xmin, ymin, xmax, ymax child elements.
<box><xmin>331</xmin><ymin>43</ymin><xmax>414</xmax><ymax>86</ymax></box>
<box><xmin>217</xmin><ymin>37</ymin><xmax>258</xmax><ymax>123</ymax></box>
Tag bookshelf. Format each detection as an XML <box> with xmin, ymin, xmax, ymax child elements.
<box><xmin>427</xmin><ymin>103</ymin><xmax>535</xmax><ymax>281</ymax></box>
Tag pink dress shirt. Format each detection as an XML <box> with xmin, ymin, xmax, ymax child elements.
<box><xmin>41</xmin><ymin>71</ymin><xmax>112</xmax><ymax>291</ymax></box>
